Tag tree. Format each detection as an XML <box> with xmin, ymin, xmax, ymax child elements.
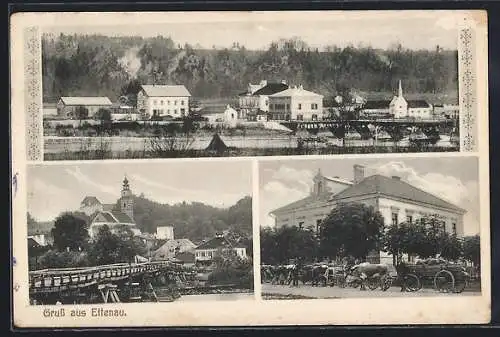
<box><xmin>95</xmin><ymin>108</ymin><xmax>112</xmax><ymax>123</ymax></box>
<box><xmin>75</xmin><ymin>105</ymin><xmax>89</xmax><ymax>123</ymax></box>
<box><xmin>260</xmin><ymin>225</ymin><xmax>318</xmax><ymax>264</ymax></box>
<box><xmin>320</xmin><ymin>203</ymin><xmax>384</xmax><ymax>260</ymax></box>
<box><xmin>440</xmin><ymin>232</ymin><xmax>463</xmax><ymax>261</ymax></box>
<box><xmin>87</xmin><ymin>225</ymin><xmax>122</xmax><ymax>265</ymax></box>
<box><xmin>120</xmin><ymin>79</ymin><xmax>142</xmax><ymax>107</ymax></box>
<box><xmin>463</xmin><ymin>235</ymin><xmax>480</xmax><ymax>267</ymax></box>
<box><xmin>51</xmin><ymin>212</ymin><xmax>89</xmax><ymax>252</ymax></box>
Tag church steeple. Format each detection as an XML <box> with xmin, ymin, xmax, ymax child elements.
<box><xmin>120</xmin><ymin>175</ymin><xmax>134</xmax><ymax>220</ymax></box>
<box><xmin>398</xmin><ymin>79</ymin><xmax>403</xmax><ymax>97</ymax></box>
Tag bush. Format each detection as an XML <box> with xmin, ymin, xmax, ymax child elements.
<box><xmin>38</xmin><ymin>250</ymin><xmax>90</xmax><ymax>269</ymax></box>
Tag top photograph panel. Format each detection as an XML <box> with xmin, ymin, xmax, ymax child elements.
<box><xmin>35</xmin><ymin>11</ymin><xmax>472</xmax><ymax>160</ymax></box>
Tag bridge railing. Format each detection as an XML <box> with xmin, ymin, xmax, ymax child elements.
<box><xmin>28</xmin><ymin>260</ymin><xmax>180</xmax><ymax>293</ymax></box>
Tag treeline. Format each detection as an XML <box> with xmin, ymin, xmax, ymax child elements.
<box><xmin>42</xmin><ymin>33</ymin><xmax>458</xmax><ymax>101</ymax></box>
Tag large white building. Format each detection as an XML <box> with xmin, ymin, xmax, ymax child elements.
<box><xmin>56</xmin><ymin>97</ymin><xmax>113</xmax><ymax>119</ymax></box>
<box><xmin>156</xmin><ymin>225</ymin><xmax>175</xmax><ymax>240</ymax></box>
<box><xmin>269</xmin><ymin>165</ymin><xmax>466</xmax><ymax>265</ymax></box>
<box><xmin>137</xmin><ymin>85</ymin><xmax>191</xmax><ymax>119</ymax></box>
<box><xmin>389</xmin><ymin>80</ymin><xmax>433</xmax><ymax>119</ymax></box>
<box><xmin>194</xmin><ymin>233</ymin><xmax>248</xmax><ymax>264</ymax></box>
<box><xmin>268</xmin><ymin>85</ymin><xmax>324</xmax><ymax>121</ymax></box>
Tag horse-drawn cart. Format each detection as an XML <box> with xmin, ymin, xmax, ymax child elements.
<box><xmin>405</xmin><ymin>259</ymin><xmax>470</xmax><ymax>293</ymax></box>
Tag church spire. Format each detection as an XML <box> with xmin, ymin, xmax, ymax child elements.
<box><xmin>398</xmin><ymin>79</ymin><xmax>403</xmax><ymax>97</ymax></box>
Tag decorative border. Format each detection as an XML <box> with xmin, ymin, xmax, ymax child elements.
<box><xmin>24</xmin><ymin>26</ymin><xmax>42</xmax><ymax>161</ymax></box>
<box><xmin>459</xmin><ymin>22</ymin><xmax>478</xmax><ymax>152</ymax></box>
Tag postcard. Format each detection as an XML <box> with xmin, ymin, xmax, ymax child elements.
<box><xmin>10</xmin><ymin>10</ymin><xmax>490</xmax><ymax>327</ymax></box>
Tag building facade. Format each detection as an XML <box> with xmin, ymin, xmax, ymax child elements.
<box><xmin>56</xmin><ymin>97</ymin><xmax>113</xmax><ymax>119</ymax></box>
<box><xmin>269</xmin><ymin>165</ymin><xmax>466</xmax><ymax>265</ymax></box>
<box><xmin>153</xmin><ymin>238</ymin><xmax>197</xmax><ymax>260</ymax></box>
<box><xmin>137</xmin><ymin>85</ymin><xmax>191</xmax><ymax>119</ymax></box>
<box><xmin>88</xmin><ymin>177</ymin><xmax>141</xmax><ymax>238</ymax></box>
<box><xmin>156</xmin><ymin>225</ymin><xmax>175</xmax><ymax>240</ymax></box>
<box><xmin>268</xmin><ymin>85</ymin><xmax>324</xmax><ymax>121</ymax></box>
<box><xmin>389</xmin><ymin>80</ymin><xmax>433</xmax><ymax>119</ymax></box>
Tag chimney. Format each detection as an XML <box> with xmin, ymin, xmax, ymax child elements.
<box><xmin>353</xmin><ymin>164</ymin><xmax>365</xmax><ymax>184</ymax></box>
<box><xmin>391</xmin><ymin>175</ymin><xmax>401</xmax><ymax>181</ymax></box>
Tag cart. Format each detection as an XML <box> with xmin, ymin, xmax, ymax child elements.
<box><xmin>407</xmin><ymin>259</ymin><xmax>470</xmax><ymax>293</ymax></box>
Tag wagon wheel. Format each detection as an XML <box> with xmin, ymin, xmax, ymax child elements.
<box><xmin>367</xmin><ymin>277</ymin><xmax>380</xmax><ymax>290</ymax></box>
<box><xmin>380</xmin><ymin>276</ymin><xmax>394</xmax><ymax>291</ymax></box>
<box><xmin>434</xmin><ymin>270</ymin><xmax>455</xmax><ymax>293</ymax></box>
<box><xmin>404</xmin><ymin>274</ymin><xmax>422</xmax><ymax>292</ymax></box>
<box><xmin>453</xmin><ymin>272</ymin><xmax>469</xmax><ymax>294</ymax></box>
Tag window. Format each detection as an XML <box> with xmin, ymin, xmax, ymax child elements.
<box><xmin>391</xmin><ymin>212</ymin><xmax>398</xmax><ymax>226</ymax></box>
<box><xmin>175</xmin><ymin>100</ymin><xmax>178</xmax><ymax>105</ymax></box>
<box><xmin>161</xmin><ymin>100</ymin><xmax>164</xmax><ymax>105</ymax></box>
<box><xmin>311</xmin><ymin>103</ymin><xmax>318</xmax><ymax>110</ymax></box>
<box><xmin>316</xmin><ymin>219</ymin><xmax>322</xmax><ymax>233</ymax></box>
<box><xmin>168</xmin><ymin>100</ymin><xmax>171</xmax><ymax>105</ymax></box>
<box><xmin>181</xmin><ymin>100</ymin><xmax>184</xmax><ymax>106</ymax></box>
<box><xmin>298</xmin><ymin>103</ymin><xmax>302</xmax><ymax>110</ymax></box>
<box><xmin>406</xmin><ymin>215</ymin><xmax>413</xmax><ymax>223</ymax></box>
<box><xmin>452</xmin><ymin>223</ymin><xmax>457</xmax><ymax>235</ymax></box>
<box><xmin>286</xmin><ymin>104</ymin><xmax>290</xmax><ymax>111</ymax></box>
<box><xmin>312</xmin><ymin>114</ymin><xmax>318</xmax><ymax>121</ymax></box>
<box><xmin>298</xmin><ymin>222</ymin><xmax>304</xmax><ymax>230</ymax></box>
<box><xmin>297</xmin><ymin>114</ymin><xmax>303</xmax><ymax>121</ymax></box>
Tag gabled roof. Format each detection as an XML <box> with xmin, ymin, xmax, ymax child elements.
<box><xmin>141</xmin><ymin>85</ymin><xmax>191</xmax><ymax>97</ymax></box>
<box><xmin>362</xmin><ymin>100</ymin><xmax>391</xmax><ymax>110</ymax></box>
<box><xmin>270</xmin><ymin>193</ymin><xmax>332</xmax><ymax>215</ymax></box>
<box><xmin>270</xmin><ymin>87</ymin><xmax>323</xmax><ymax>98</ymax></box>
<box><xmin>27</xmin><ymin>237</ymin><xmax>41</xmax><ymax>248</ymax></box>
<box><xmin>102</xmin><ymin>204</ymin><xmax>115</xmax><ymax>212</ymax></box>
<box><xmin>408</xmin><ymin>100</ymin><xmax>431</xmax><ymax>108</ymax></box>
<box><xmin>93</xmin><ymin>211</ymin><xmax>135</xmax><ymax>224</ymax></box>
<box><xmin>253</xmin><ymin>83</ymin><xmax>289</xmax><ymax>96</ymax></box>
<box><xmin>81</xmin><ymin>196</ymin><xmax>101</xmax><ymax>207</ymax></box>
<box><xmin>196</xmin><ymin>236</ymin><xmax>235</xmax><ymax>250</ymax></box>
<box><xmin>60</xmin><ymin>97</ymin><xmax>112</xmax><ymax>106</ymax></box>
<box><xmin>332</xmin><ymin>175</ymin><xmax>465</xmax><ymax>213</ymax></box>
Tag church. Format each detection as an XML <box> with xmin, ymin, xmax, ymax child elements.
<box><xmin>80</xmin><ymin>176</ymin><xmax>142</xmax><ymax>239</ymax></box>
<box><xmin>269</xmin><ymin>165</ymin><xmax>466</xmax><ymax>265</ymax></box>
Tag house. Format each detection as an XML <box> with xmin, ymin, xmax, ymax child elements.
<box><xmin>195</xmin><ymin>233</ymin><xmax>248</xmax><ymax>264</ymax></box>
<box><xmin>153</xmin><ymin>238</ymin><xmax>197</xmax><ymax>260</ymax></box>
<box><xmin>156</xmin><ymin>225</ymin><xmax>174</xmax><ymax>240</ymax></box>
<box><xmin>239</xmin><ymin>80</ymin><xmax>289</xmax><ymax>120</ymax></box>
<box><xmin>434</xmin><ymin>104</ymin><xmax>459</xmax><ymax>119</ymax></box>
<box><xmin>268</xmin><ymin>85</ymin><xmax>324</xmax><ymax>121</ymax></box>
<box><xmin>56</xmin><ymin>97</ymin><xmax>113</xmax><ymax>119</ymax></box>
<box><xmin>88</xmin><ymin>176</ymin><xmax>141</xmax><ymax>238</ymax></box>
<box><xmin>173</xmin><ymin>251</ymin><xmax>196</xmax><ymax>267</ymax></box>
<box><xmin>27</xmin><ymin>221</ymin><xmax>54</xmax><ymax>246</ymax></box>
<box><xmin>137</xmin><ymin>85</ymin><xmax>191</xmax><ymax>119</ymax></box>
<box><xmin>269</xmin><ymin>165</ymin><xmax>466</xmax><ymax>265</ymax></box>
<box><xmin>109</xmin><ymin>103</ymin><xmax>141</xmax><ymax>121</ymax></box>
<box><xmin>360</xmin><ymin>100</ymin><xmax>392</xmax><ymax>118</ymax></box>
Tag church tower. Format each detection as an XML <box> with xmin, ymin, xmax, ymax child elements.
<box><xmin>120</xmin><ymin>175</ymin><xmax>134</xmax><ymax>220</ymax></box>
<box><xmin>312</xmin><ymin>169</ymin><xmax>326</xmax><ymax>196</ymax></box>
<box><xmin>398</xmin><ymin>79</ymin><xmax>403</xmax><ymax>97</ymax></box>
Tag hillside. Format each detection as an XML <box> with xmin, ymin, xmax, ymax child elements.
<box><xmin>42</xmin><ymin>34</ymin><xmax>458</xmax><ymax>102</ymax></box>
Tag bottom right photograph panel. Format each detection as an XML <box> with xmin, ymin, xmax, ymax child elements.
<box><xmin>259</xmin><ymin>155</ymin><xmax>481</xmax><ymax>299</ymax></box>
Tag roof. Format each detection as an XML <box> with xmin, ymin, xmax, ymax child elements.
<box><xmin>93</xmin><ymin>211</ymin><xmax>135</xmax><ymax>224</ymax></box>
<box><xmin>196</xmin><ymin>236</ymin><xmax>235</xmax><ymax>250</ymax></box>
<box><xmin>270</xmin><ymin>86</ymin><xmax>323</xmax><ymax>98</ymax></box>
<box><xmin>175</xmin><ymin>251</ymin><xmax>196</xmax><ymax>263</ymax></box>
<box><xmin>362</xmin><ymin>100</ymin><xmax>391</xmax><ymax>110</ymax></box>
<box><xmin>253</xmin><ymin>83</ymin><xmax>289</xmax><ymax>96</ymax></box>
<box><xmin>408</xmin><ymin>100</ymin><xmax>431</xmax><ymax>108</ymax></box>
<box><xmin>60</xmin><ymin>97</ymin><xmax>112</xmax><ymax>106</ymax></box>
<box><xmin>141</xmin><ymin>85</ymin><xmax>191</xmax><ymax>97</ymax></box>
<box><xmin>323</xmin><ymin>175</ymin><xmax>354</xmax><ymax>186</ymax></box>
<box><xmin>332</xmin><ymin>175</ymin><xmax>465</xmax><ymax>213</ymax></box>
<box><xmin>81</xmin><ymin>196</ymin><xmax>101</xmax><ymax>207</ymax></box>
<box><xmin>28</xmin><ymin>237</ymin><xmax>41</xmax><ymax>248</ymax></box>
<box><xmin>270</xmin><ymin>193</ymin><xmax>332</xmax><ymax>215</ymax></box>
<box><xmin>206</xmin><ymin>133</ymin><xmax>228</xmax><ymax>152</ymax></box>
<box><xmin>102</xmin><ymin>204</ymin><xmax>115</xmax><ymax>212</ymax></box>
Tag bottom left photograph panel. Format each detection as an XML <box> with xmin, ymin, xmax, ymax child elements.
<box><xmin>24</xmin><ymin>160</ymin><xmax>254</xmax><ymax>305</ymax></box>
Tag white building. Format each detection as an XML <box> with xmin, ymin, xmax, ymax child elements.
<box><xmin>268</xmin><ymin>85</ymin><xmax>324</xmax><ymax>121</ymax></box>
<box><xmin>195</xmin><ymin>233</ymin><xmax>248</xmax><ymax>264</ymax></box>
<box><xmin>270</xmin><ymin>165</ymin><xmax>466</xmax><ymax>265</ymax></box>
<box><xmin>389</xmin><ymin>80</ymin><xmax>433</xmax><ymax>119</ymax></box>
<box><xmin>238</xmin><ymin>80</ymin><xmax>289</xmax><ymax>120</ymax></box>
<box><xmin>153</xmin><ymin>238</ymin><xmax>197</xmax><ymax>260</ymax></box>
<box><xmin>137</xmin><ymin>85</ymin><xmax>191</xmax><ymax>119</ymax></box>
<box><xmin>156</xmin><ymin>225</ymin><xmax>175</xmax><ymax>240</ymax></box>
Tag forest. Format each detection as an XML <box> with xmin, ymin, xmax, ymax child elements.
<box><xmin>42</xmin><ymin>33</ymin><xmax>458</xmax><ymax>102</ymax></box>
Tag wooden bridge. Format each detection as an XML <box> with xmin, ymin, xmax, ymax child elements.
<box><xmin>29</xmin><ymin>261</ymin><xmax>196</xmax><ymax>304</ymax></box>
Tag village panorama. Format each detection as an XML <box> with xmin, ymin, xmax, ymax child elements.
<box><xmin>42</xmin><ymin>31</ymin><xmax>461</xmax><ymax>160</ymax></box>
<box><xmin>27</xmin><ymin>164</ymin><xmax>254</xmax><ymax>305</ymax></box>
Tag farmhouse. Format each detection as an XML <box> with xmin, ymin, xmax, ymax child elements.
<box><xmin>153</xmin><ymin>238</ymin><xmax>197</xmax><ymax>261</ymax></box>
<box><xmin>56</xmin><ymin>97</ymin><xmax>113</xmax><ymax>119</ymax></box>
<box><xmin>268</xmin><ymin>85</ymin><xmax>324</xmax><ymax>121</ymax></box>
<box><xmin>137</xmin><ymin>85</ymin><xmax>191</xmax><ymax>119</ymax></box>
<box><xmin>269</xmin><ymin>165</ymin><xmax>466</xmax><ymax>265</ymax></box>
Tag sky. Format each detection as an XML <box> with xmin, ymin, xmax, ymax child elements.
<box><xmin>259</xmin><ymin>156</ymin><xmax>481</xmax><ymax>236</ymax></box>
<box><xmin>42</xmin><ymin>10</ymin><xmax>463</xmax><ymax>51</ymax></box>
<box><xmin>27</xmin><ymin>160</ymin><xmax>252</xmax><ymax>222</ymax></box>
